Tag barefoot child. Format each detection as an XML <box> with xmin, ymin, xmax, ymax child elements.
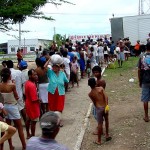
<box><xmin>88</xmin><ymin>78</ymin><xmax>111</xmax><ymax>145</ymax></box>
<box><xmin>92</xmin><ymin>66</ymin><xmax>106</xmax><ymax>134</ymax></box>
<box><xmin>70</xmin><ymin>56</ymin><xmax>79</xmax><ymax>87</ymax></box>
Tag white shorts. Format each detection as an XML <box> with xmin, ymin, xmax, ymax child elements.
<box><xmin>4</xmin><ymin>104</ymin><xmax>21</xmax><ymax>120</ymax></box>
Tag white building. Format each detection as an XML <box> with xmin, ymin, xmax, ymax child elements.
<box><xmin>8</xmin><ymin>39</ymin><xmax>51</xmax><ymax>54</ymax></box>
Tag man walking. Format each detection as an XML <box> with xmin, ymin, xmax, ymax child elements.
<box><xmin>138</xmin><ymin>43</ymin><xmax>150</xmax><ymax>122</ymax></box>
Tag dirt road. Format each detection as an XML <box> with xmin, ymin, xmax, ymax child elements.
<box><xmin>81</xmin><ymin>60</ymin><xmax>150</xmax><ymax>150</ymax></box>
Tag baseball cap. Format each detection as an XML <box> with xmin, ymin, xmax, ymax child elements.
<box><xmin>40</xmin><ymin>57</ymin><xmax>46</xmax><ymax>63</ymax></box>
<box><xmin>40</xmin><ymin>111</ymin><xmax>60</xmax><ymax>131</ymax></box>
<box><xmin>19</xmin><ymin>61</ymin><xmax>28</xmax><ymax>68</ymax></box>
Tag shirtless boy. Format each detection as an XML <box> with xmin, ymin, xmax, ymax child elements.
<box><xmin>88</xmin><ymin>78</ymin><xmax>111</xmax><ymax>145</ymax></box>
<box><xmin>92</xmin><ymin>66</ymin><xmax>107</xmax><ymax>134</ymax></box>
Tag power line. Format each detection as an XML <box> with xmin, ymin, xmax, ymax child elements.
<box><xmin>43</xmin><ymin>12</ymin><xmax>137</xmax><ymax>16</ymax></box>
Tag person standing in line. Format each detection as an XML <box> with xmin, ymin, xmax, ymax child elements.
<box><xmin>26</xmin><ymin>111</ymin><xmax>69</xmax><ymax>150</ymax></box>
<box><xmin>25</xmin><ymin>69</ymin><xmax>40</xmax><ymax>139</ymax></box>
<box><xmin>0</xmin><ymin>121</ymin><xmax>16</xmax><ymax>150</ymax></box>
<box><xmin>62</xmin><ymin>51</ymin><xmax>71</xmax><ymax>92</ymax></box>
<box><xmin>118</xmin><ymin>40</ymin><xmax>125</xmax><ymax>68</ymax></box>
<box><xmin>97</xmin><ymin>43</ymin><xmax>104</xmax><ymax>67</ymax></box>
<box><xmin>35</xmin><ymin>57</ymin><xmax>49</xmax><ymax>114</ymax></box>
<box><xmin>44</xmin><ymin>57</ymin><xmax>69</xmax><ymax>126</ymax></box>
<box><xmin>16</xmin><ymin>49</ymin><xmax>23</xmax><ymax>68</ymax></box>
<box><xmin>134</xmin><ymin>40</ymin><xmax>141</xmax><ymax>57</ymax></box>
<box><xmin>6</xmin><ymin>60</ymin><xmax>26</xmax><ymax>124</ymax></box>
<box><xmin>138</xmin><ymin>43</ymin><xmax>150</xmax><ymax>122</ymax></box>
<box><xmin>70</xmin><ymin>56</ymin><xmax>79</xmax><ymax>87</ymax></box>
<box><xmin>0</xmin><ymin>68</ymin><xmax>26</xmax><ymax>150</ymax></box>
<box><xmin>1</xmin><ymin>61</ymin><xmax>7</xmax><ymax>68</ymax></box>
<box><xmin>88</xmin><ymin>78</ymin><xmax>111</xmax><ymax>145</ymax></box>
<box><xmin>19</xmin><ymin>60</ymin><xmax>29</xmax><ymax>100</ymax></box>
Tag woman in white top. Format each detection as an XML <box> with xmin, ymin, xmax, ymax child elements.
<box><xmin>0</xmin><ymin>68</ymin><xmax>26</xmax><ymax>150</ymax></box>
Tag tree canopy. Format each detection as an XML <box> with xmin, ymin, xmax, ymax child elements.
<box><xmin>0</xmin><ymin>0</ymin><xmax>73</xmax><ymax>31</ymax></box>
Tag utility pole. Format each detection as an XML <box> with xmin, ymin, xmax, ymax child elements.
<box><xmin>53</xmin><ymin>27</ymin><xmax>56</xmax><ymax>42</ymax></box>
<box><xmin>19</xmin><ymin>22</ymin><xmax>21</xmax><ymax>49</ymax></box>
<box><xmin>139</xmin><ymin>0</ymin><xmax>150</xmax><ymax>15</ymax></box>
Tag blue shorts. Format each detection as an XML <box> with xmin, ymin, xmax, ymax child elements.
<box><xmin>141</xmin><ymin>85</ymin><xmax>150</xmax><ymax>102</ymax></box>
<box><xmin>4</xmin><ymin>104</ymin><xmax>21</xmax><ymax>120</ymax></box>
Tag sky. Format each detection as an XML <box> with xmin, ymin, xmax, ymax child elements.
<box><xmin>0</xmin><ymin>0</ymin><xmax>144</xmax><ymax>43</ymax></box>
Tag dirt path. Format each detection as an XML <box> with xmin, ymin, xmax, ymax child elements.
<box><xmin>81</xmin><ymin>59</ymin><xmax>150</xmax><ymax>150</ymax></box>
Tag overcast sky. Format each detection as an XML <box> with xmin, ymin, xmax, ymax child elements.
<box><xmin>0</xmin><ymin>0</ymin><xmax>144</xmax><ymax>43</ymax></box>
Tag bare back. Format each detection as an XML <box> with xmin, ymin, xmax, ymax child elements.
<box><xmin>96</xmin><ymin>79</ymin><xmax>106</xmax><ymax>89</ymax></box>
<box><xmin>88</xmin><ymin>87</ymin><xmax>107</xmax><ymax>108</ymax></box>
<box><xmin>0</xmin><ymin>82</ymin><xmax>19</xmax><ymax>100</ymax></box>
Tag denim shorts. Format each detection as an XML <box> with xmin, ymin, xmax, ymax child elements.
<box><xmin>4</xmin><ymin>104</ymin><xmax>21</xmax><ymax>120</ymax></box>
<box><xmin>141</xmin><ymin>85</ymin><xmax>150</xmax><ymax>102</ymax></box>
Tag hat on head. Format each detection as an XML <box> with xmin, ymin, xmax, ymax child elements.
<box><xmin>19</xmin><ymin>61</ymin><xmax>28</xmax><ymax>68</ymax></box>
<box><xmin>40</xmin><ymin>57</ymin><xmax>46</xmax><ymax>63</ymax></box>
<box><xmin>40</xmin><ymin>111</ymin><xmax>60</xmax><ymax>131</ymax></box>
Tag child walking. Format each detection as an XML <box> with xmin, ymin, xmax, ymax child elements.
<box><xmin>88</xmin><ymin>78</ymin><xmax>111</xmax><ymax>145</ymax></box>
<box><xmin>70</xmin><ymin>56</ymin><xmax>79</xmax><ymax>88</ymax></box>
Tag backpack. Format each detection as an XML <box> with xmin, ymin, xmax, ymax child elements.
<box><xmin>143</xmin><ymin>53</ymin><xmax>150</xmax><ymax>68</ymax></box>
<box><xmin>141</xmin><ymin>53</ymin><xmax>150</xmax><ymax>83</ymax></box>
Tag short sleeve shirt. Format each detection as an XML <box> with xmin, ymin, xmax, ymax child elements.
<box><xmin>0</xmin><ymin>121</ymin><xmax>9</xmax><ymax>136</ymax></box>
<box><xmin>26</xmin><ymin>137</ymin><xmax>69</xmax><ymax>150</ymax></box>
<box><xmin>25</xmin><ymin>81</ymin><xmax>40</xmax><ymax>119</ymax></box>
<box><xmin>47</xmin><ymin>70</ymin><xmax>69</xmax><ymax>95</ymax></box>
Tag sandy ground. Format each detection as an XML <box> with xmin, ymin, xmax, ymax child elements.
<box><xmin>81</xmin><ymin>60</ymin><xmax>150</xmax><ymax>150</ymax></box>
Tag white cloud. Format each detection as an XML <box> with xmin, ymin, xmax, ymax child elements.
<box><xmin>0</xmin><ymin>0</ymin><xmax>142</xmax><ymax>43</ymax></box>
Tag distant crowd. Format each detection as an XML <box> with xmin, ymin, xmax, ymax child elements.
<box><xmin>0</xmin><ymin>36</ymin><xmax>149</xmax><ymax>149</ymax></box>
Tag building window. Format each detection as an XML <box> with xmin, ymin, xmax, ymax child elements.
<box><xmin>30</xmin><ymin>47</ymin><xmax>35</xmax><ymax>51</ymax></box>
<box><xmin>11</xmin><ymin>47</ymin><xmax>15</xmax><ymax>52</ymax></box>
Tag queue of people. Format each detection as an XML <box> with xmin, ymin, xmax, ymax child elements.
<box><xmin>0</xmin><ymin>36</ymin><xmax>146</xmax><ymax>149</ymax></box>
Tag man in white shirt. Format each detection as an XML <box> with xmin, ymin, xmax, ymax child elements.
<box><xmin>62</xmin><ymin>51</ymin><xmax>71</xmax><ymax>92</ymax></box>
<box><xmin>6</xmin><ymin>60</ymin><xmax>26</xmax><ymax>123</ymax></box>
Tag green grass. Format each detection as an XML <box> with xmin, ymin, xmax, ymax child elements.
<box><xmin>104</xmin><ymin>57</ymin><xmax>139</xmax><ymax>80</ymax></box>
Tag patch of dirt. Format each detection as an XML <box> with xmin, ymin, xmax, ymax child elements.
<box><xmin>81</xmin><ymin>61</ymin><xmax>150</xmax><ymax>150</ymax></box>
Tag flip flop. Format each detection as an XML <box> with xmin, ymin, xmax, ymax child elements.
<box><xmin>143</xmin><ymin>118</ymin><xmax>149</xmax><ymax>122</ymax></box>
<box><xmin>106</xmin><ymin>137</ymin><xmax>112</xmax><ymax>142</ymax></box>
<box><xmin>93</xmin><ymin>141</ymin><xmax>101</xmax><ymax>145</ymax></box>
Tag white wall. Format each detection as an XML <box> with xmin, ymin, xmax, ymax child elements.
<box><xmin>123</xmin><ymin>14</ymin><xmax>150</xmax><ymax>45</ymax></box>
<box><xmin>8</xmin><ymin>39</ymin><xmax>51</xmax><ymax>54</ymax></box>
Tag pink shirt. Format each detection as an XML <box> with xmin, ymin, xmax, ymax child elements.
<box><xmin>71</xmin><ymin>62</ymin><xmax>78</xmax><ymax>73</ymax></box>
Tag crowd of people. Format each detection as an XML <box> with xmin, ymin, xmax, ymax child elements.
<box><xmin>0</xmin><ymin>36</ymin><xmax>148</xmax><ymax>149</ymax></box>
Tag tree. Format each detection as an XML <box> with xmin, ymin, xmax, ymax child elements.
<box><xmin>0</xmin><ymin>0</ymin><xmax>74</xmax><ymax>31</ymax></box>
<box><xmin>53</xmin><ymin>34</ymin><xmax>66</xmax><ymax>47</ymax></box>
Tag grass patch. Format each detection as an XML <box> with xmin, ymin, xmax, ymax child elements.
<box><xmin>104</xmin><ymin>57</ymin><xmax>139</xmax><ymax>80</ymax></box>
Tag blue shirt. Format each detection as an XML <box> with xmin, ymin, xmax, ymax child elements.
<box><xmin>27</xmin><ymin>137</ymin><xmax>69</xmax><ymax>150</ymax></box>
<box><xmin>47</xmin><ymin>69</ymin><xmax>69</xmax><ymax>95</ymax></box>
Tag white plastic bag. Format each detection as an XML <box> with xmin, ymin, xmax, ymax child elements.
<box><xmin>51</xmin><ymin>54</ymin><xmax>63</xmax><ymax>65</ymax></box>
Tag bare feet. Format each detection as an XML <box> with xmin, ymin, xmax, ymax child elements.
<box><xmin>93</xmin><ymin>141</ymin><xmax>101</xmax><ymax>145</ymax></box>
<box><xmin>26</xmin><ymin>134</ymin><xmax>32</xmax><ymax>139</ymax></box>
<box><xmin>143</xmin><ymin>117</ymin><xmax>149</xmax><ymax>122</ymax></box>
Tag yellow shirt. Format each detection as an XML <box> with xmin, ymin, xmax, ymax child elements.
<box><xmin>0</xmin><ymin>121</ymin><xmax>9</xmax><ymax>136</ymax></box>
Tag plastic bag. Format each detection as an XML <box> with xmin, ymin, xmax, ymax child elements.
<box><xmin>51</xmin><ymin>54</ymin><xmax>63</xmax><ymax>65</ymax></box>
